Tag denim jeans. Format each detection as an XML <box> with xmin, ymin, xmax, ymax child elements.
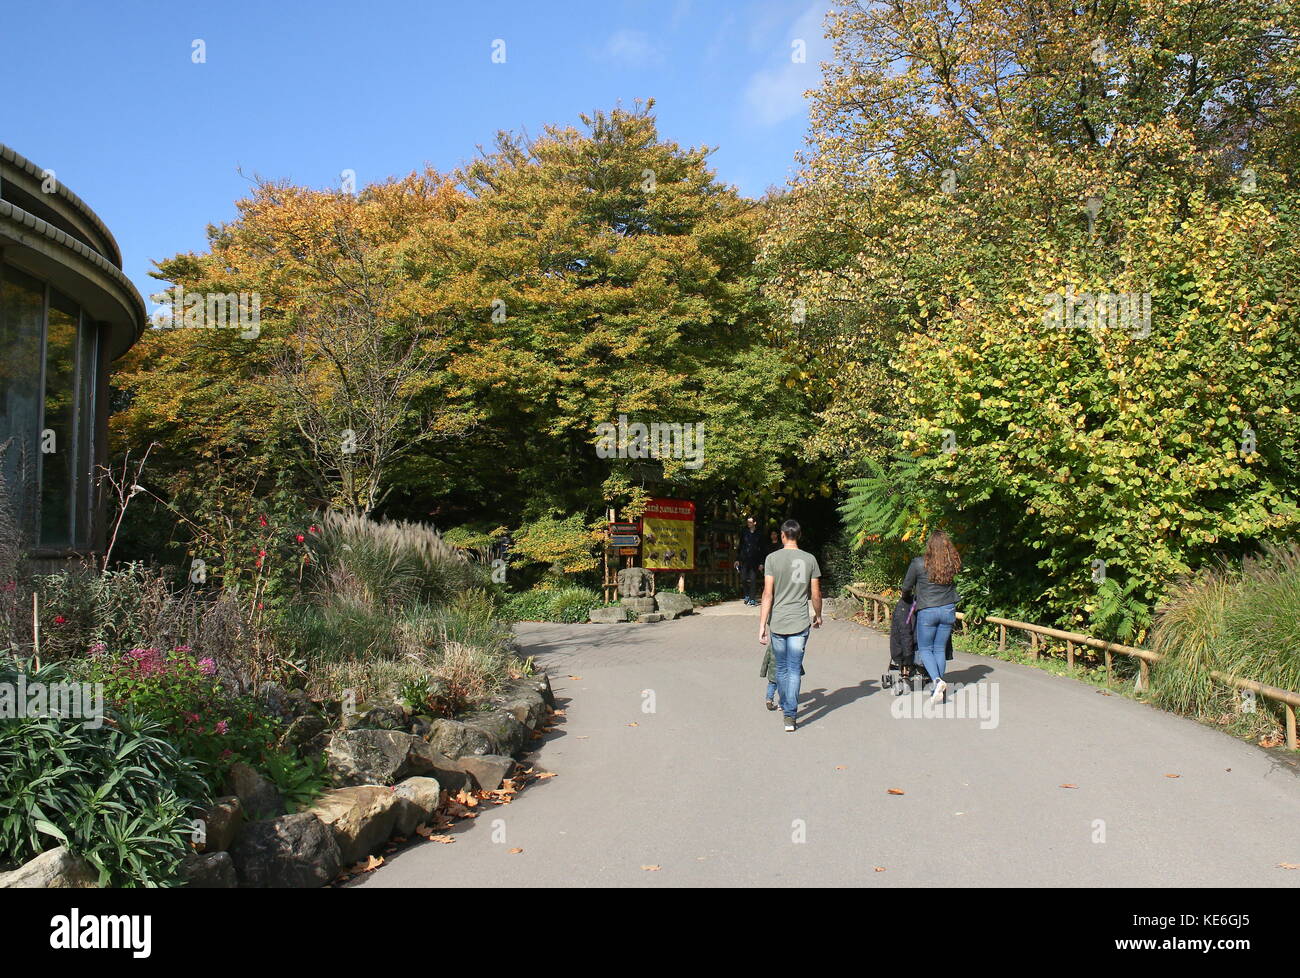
<box><xmin>766</xmin><ymin>680</ymin><xmax>778</xmax><ymax>702</ymax></box>
<box><xmin>770</xmin><ymin>628</ymin><xmax>810</xmax><ymax>719</ymax></box>
<box><xmin>916</xmin><ymin>603</ymin><xmax>956</xmax><ymax>682</ymax></box>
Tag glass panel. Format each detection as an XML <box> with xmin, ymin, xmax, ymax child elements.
<box><xmin>39</xmin><ymin>290</ymin><xmax>78</xmax><ymax>548</ymax></box>
<box><xmin>75</xmin><ymin>313</ymin><xmax>98</xmax><ymax>549</ymax></box>
<box><xmin>0</xmin><ymin>263</ymin><xmax>45</xmax><ymax>544</ymax></box>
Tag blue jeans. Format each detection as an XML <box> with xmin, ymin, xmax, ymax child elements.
<box><xmin>766</xmin><ymin>680</ymin><xmax>778</xmax><ymax>702</ymax></box>
<box><xmin>916</xmin><ymin>603</ymin><xmax>956</xmax><ymax>683</ymax></box>
<box><xmin>770</xmin><ymin>628</ymin><xmax>810</xmax><ymax>719</ymax></box>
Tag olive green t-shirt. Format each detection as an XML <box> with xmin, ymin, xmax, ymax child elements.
<box><xmin>765</xmin><ymin>547</ymin><xmax>821</xmax><ymax>635</ymax></box>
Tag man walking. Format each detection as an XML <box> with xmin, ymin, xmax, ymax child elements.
<box><xmin>758</xmin><ymin>519</ymin><xmax>822</xmax><ymax>732</ymax></box>
<box><xmin>735</xmin><ymin>516</ymin><xmax>765</xmax><ymax>606</ymax></box>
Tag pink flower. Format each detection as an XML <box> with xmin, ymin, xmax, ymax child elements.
<box><xmin>173</xmin><ymin>644</ymin><xmax>192</xmax><ymax>653</ymax></box>
<box><xmin>220</xmin><ymin>749</ymin><xmax>233</xmax><ymax>760</ymax></box>
<box><xmin>199</xmin><ymin>657</ymin><xmax>216</xmax><ymax>676</ymax></box>
<box><xmin>183</xmin><ymin>712</ymin><xmax>200</xmax><ymax>725</ymax></box>
<box><xmin>215</xmin><ymin>720</ymin><xmax>229</xmax><ymax>735</ymax></box>
<box><xmin>89</xmin><ymin>642</ymin><xmax>107</xmax><ymax>654</ymax></box>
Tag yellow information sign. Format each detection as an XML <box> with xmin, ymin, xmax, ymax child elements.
<box><xmin>642</xmin><ymin>498</ymin><xmax>695</xmax><ymax>571</ymax></box>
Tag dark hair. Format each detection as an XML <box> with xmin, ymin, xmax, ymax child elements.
<box><xmin>780</xmin><ymin>519</ymin><xmax>801</xmax><ymax>541</ymax></box>
<box><xmin>924</xmin><ymin>530</ymin><xmax>961</xmax><ymax>586</ymax></box>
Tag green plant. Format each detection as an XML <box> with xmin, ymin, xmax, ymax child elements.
<box><xmin>0</xmin><ymin>662</ymin><xmax>207</xmax><ymax>887</ymax></box>
<box><xmin>260</xmin><ymin>750</ymin><xmax>328</xmax><ymax>812</ymax></box>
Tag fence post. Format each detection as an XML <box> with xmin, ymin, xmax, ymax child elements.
<box><xmin>1066</xmin><ymin>640</ymin><xmax>1075</xmax><ymax>668</ymax></box>
<box><xmin>998</xmin><ymin>623</ymin><xmax>1006</xmax><ymax>651</ymax></box>
<box><xmin>1104</xmin><ymin>649</ymin><xmax>1112</xmax><ymax>686</ymax></box>
<box><xmin>1137</xmin><ymin>659</ymin><xmax>1149</xmax><ymax>692</ymax></box>
<box><xmin>1287</xmin><ymin>703</ymin><xmax>1297</xmax><ymax>751</ymax></box>
<box><xmin>1030</xmin><ymin>632</ymin><xmax>1039</xmax><ymax>660</ymax></box>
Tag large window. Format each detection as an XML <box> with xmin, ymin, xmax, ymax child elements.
<box><xmin>0</xmin><ymin>261</ymin><xmax>99</xmax><ymax>551</ymax></box>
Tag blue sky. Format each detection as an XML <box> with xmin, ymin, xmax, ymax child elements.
<box><xmin>1</xmin><ymin>0</ymin><xmax>833</xmax><ymax>309</ymax></box>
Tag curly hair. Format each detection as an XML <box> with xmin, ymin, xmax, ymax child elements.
<box><xmin>923</xmin><ymin>530</ymin><xmax>961</xmax><ymax>586</ymax></box>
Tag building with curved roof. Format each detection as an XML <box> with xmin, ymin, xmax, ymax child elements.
<box><xmin>0</xmin><ymin>143</ymin><xmax>146</xmax><ymax>557</ymax></box>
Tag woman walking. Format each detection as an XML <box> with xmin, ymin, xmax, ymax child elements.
<box><xmin>900</xmin><ymin>531</ymin><xmax>961</xmax><ymax>703</ymax></box>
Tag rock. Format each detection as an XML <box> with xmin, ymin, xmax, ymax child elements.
<box><xmin>410</xmin><ymin>752</ymin><xmax>476</xmax><ymax>793</ymax></box>
<box><xmin>654</xmin><ymin>592</ymin><xmax>693</xmax><ymax>619</ymax></box>
<box><xmin>392</xmin><ymin>777</ymin><xmax>442</xmax><ymax>835</ymax></box>
<box><xmin>327</xmin><ymin>729</ymin><xmax>446</xmax><ymax>786</ymax></box>
<box><xmin>225</xmin><ymin>762</ymin><xmax>285</xmax><ymax>820</ymax></box>
<box><xmin>257</xmin><ymin>682</ymin><xmax>297</xmax><ymax>721</ymax></box>
<box><xmin>229</xmin><ymin>813</ymin><xmax>341</xmax><ymax>888</ymax></box>
<box><xmin>526</xmin><ymin>673</ymin><xmax>557</xmax><ymax>709</ymax></box>
<box><xmin>640</xmin><ymin>612</ymin><xmax>664</xmax><ymax>623</ymax></box>
<box><xmin>360</xmin><ymin>706</ymin><xmax>409</xmax><ymax>731</ymax></box>
<box><xmin>425</xmin><ymin>718</ymin><xmax>494</xmax><ymax>759</ymax></box>
<box><xmin>589</xmin><ymin>605</ymin><xmax>629</xmax><ymax>623</ymax></box>
<box><xmin>410</xmin><ymin>716</ymin><xmax>434</xmax><ymax>738</ymax></box>
<box><xmin>197</xmin><ymin>795</ymin><xmax>243</xmax><ymax>853</ymax></box>
<box><xmin>456</xmin><ymin>754</ymin><xmax>515</xmax><ymax>791</ymax></box>
<box><xmin>464</xmin><ymin>710</ymin><xmax>526</xmax><ymax>756</ymax></box>
<box><xmin>306</xmin><ymin>787</ymin><xmax>399</xmax><ymax>865</ymax></box>
<box><xmin>0</xmin><ymin>847</ymin><xmax>98</xmax><ymax>888</ymax></box>
<box><xmin>181</xmin><ymin>851</ymin><xmax>236</xmax><ymax>888</ymax></box>
<box><xmin>622</xmin><ymin>596</ymin><xmax>657</xmax><ymax>615</ymax></box>
<box><xmin>284</xmin><ymin>714</ymin><xmax>329</xmax><ymax>749</ymax></box>
<box><xmin>501</xmin><ymin>693</ymin><xmax>545</xmax><ymax>730</ymax></box>
<box><xmin>824</xmin><ymin>595</ymin><xmax>860</xmax><ymax>620</ymax></box>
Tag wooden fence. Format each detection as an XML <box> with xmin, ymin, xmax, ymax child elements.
<box><xmin>844</xmin><ymin>585</ymin><xmax>1299</xmax><ymax>750</ymax></box>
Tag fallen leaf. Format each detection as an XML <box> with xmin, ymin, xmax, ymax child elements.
<box><xmin>874</xmin><ymin>866</ymin><xmax>886</xmax><ymax>872</ymax></box>
<box><xmin>428</xmin><ymin>835</ymin><xmax>455</xmax><ymax>844</ymax></box>
<box><xmin>1164</xmin><ymin>773</ymin><xmax>1180</xmax><ymax>779</ymax></box>
<box><xmin>886</xmin><ymin>788</ymin><xmax>905</xmax><ymax>795</ymax></box>
<box><xmin>1060</xmin><ymin>783</ymin><xmax>1078</xmax><ymax>789</ymax></box>
<box><xmin>835</xmin><ymin>765</ymin><xmax>847</xmax><ymax>770</ymax></box>
<box><xmin>641</xmin><ymin>864</ymin><xmax>661</xmax><ymax>871</ymax></box>
<box><xmin>1279</xmin><ymin>863</ymin><xmax>1299</xmax><ymax>870</ymax></box>
<box><xmin>552</xmin><ymin>709</ymin><xmax>567</xmax><ymax>717</ymax></box>
<box><xmin>348</xmin><ymin>855</ymin><xmax>384</xmax><ymax>873</ymax></box>
<box><xmin>535</xmin><ymin>771</ymin><xmax>558</xmax><ymax>779</ymax></box>
<box><xmin>508</xmin><ymin>847</ymin><xmax>524</xmax><ymax>854</ymax></box>
<box><xmin>568</xmin><ymin>675</ymin><xmax>583</xmax><ymax>681</ymax></box>
<box><xmin>626</xmin><ymin>722</ymin><xmax>639</xmax><ymax>727</ymax></box>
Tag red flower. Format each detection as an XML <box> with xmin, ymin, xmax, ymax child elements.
<box><xmin>296</xmin><ymin>534</ymin><xmax>305</xmax><ymax>543</ymax></box>
<box><xmin>259</xmin><ymin>515</ymin><xmax>268</xmax><ymax>527</ymax></box>
<box><xmin>53</xmin><ymin>615</ymin><xmax>66</xmax><ymax>625</ymax></box>
<box><xmin>308</xmin><ymin>525</ymin><xmax>318</xmax><ymax>534</ymax></box>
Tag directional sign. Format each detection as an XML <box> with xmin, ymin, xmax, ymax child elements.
<box><xmin>609</xmin><ymin>522</ymin><xmax>640</xmax><ymax>535</ymax></box>
<box><xmin>610</xmin><ymin>534</ymin><xmax>640</xmax><ymax>548</ymax></box>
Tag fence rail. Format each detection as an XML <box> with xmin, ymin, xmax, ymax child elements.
<box><xmin>844</xmin><ymin>584</ymin><xmax>1298</xmax><ymax>750</ymax></box>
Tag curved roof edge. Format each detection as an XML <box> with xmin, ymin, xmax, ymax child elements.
<box><xmin>0</xmin><ymin>142</ymin><xmax>124</xmax><ymax>268</ymax></box>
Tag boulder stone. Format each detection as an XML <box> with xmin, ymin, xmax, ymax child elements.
<box><xmin>654</xmin><ymin>592</ymin><xmax>693</xmax><ymax>619</ymax></box>
<box><xmin>409</xmin><ymin>752</ymin><xmax>475</xmax><ymax>793</ymax></box>
<box><xmin>182</xmin><ymin>851</ymin><xmax>236</xmax><ymax>888</ymax></box>
<box><xmin>225</xmin><ymin>762</ymin><xmax>285</xmax><ymax>820</ymax></box>
<box><xmin>502</xmin><ymin>693</ymin><xmax>545</xmax><ymax>730</ymax></box>
<box><xmin>456</xmin><ymin>754</ymin><xmax>515</xmax><ymax>791</ymax></box>
<box><xmin>229</xmin><ymin>813</ymin><xmax>341</xmax><ymax>888</ymax></box>
<box><xmin>589</xmin><ymin>605</ymin><xmax>629</xmax><ymax>623</ymax></box>
<box><xmin>640</xmin><ymin>612</ymin><xmax>664</xmax><ymax>623</ymax></box>
<box><xmin>824</xmin><ymin>595</ymin><xmax>860</xmax><ymax>620</ymax></box>
<box><xmin>464</xmin><ymin>710</ymin><xmax>526</xmax><ymax>756</ymax></box>
<box><xmin>327</xmin><ymin>729</ymin><xmax>445</xmax><ymax>787</ymax></box>
<box><xmin>0</xmin><ymin>847</ymin><xmax>97</xmax><ymax>888</ymax></box>
<box><xmin>197</xmin><ymin>795</ymin><xmax>243</xmax><ymax>853</ymax></box>
<box><xmin>360</xmin><ymin>706</ymin><xmax>409</xmax><ymax>731</ymax></box>
<box><xmin>622</xmin><ymin>596</ymin><xmax>657</xmax><ymax>615</ymax></box>
<box><xmin>307</xmin><ymin>786</ymin><xmax>399</xmax><ymax>865</ymax></box>
<box><xmin>425</xmin><ymin>718</ymin><xmax>494</xmax><ymax>759</ymax></box>
<box><xmin>392</xmin><ymin>776</ymin><xmax>442</xmax><ymax>835</ymax></box>
<box><xmin>284</xmin><ymin>714</ymin><xmax>329</xmax><ymax>749</ymax></box>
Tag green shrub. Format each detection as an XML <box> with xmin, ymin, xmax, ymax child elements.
<box><xmin>82</xmin><ymin>646</ymin><xmax>282</xmax><ymax>791</ymax></box>
<box><xmin>501</xmin><ymin>586</ymin><xmax>600</xmax><ymax>623</ymax></box>
<box><xmin>0</xmin><ymin>662</ymin><xmax>206</xmax><ymax>887</ymax></box>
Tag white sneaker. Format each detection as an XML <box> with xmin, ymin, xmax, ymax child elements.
<box><xmin>930</xmin><ymin>679</ymin><xmax>948</xmax><ymax>704</ymax></box>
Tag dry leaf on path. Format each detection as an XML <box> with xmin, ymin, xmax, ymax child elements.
<box><xmin>508</xmin><ymin>847</ymin><xmax>524</xmax><ymax>854</ymax></box>
<box><xmin>348</xmin><ymin>855</ymin><xmax>384</xmax><ymax>873</ymax></box>
<box><xmin>886</xmin><ymin>788</ymin><xmax>905</xmax><ymax>795</ymax></box>
<box><xmin>1279</xmin><ymin>863</ymin><xmax>1300</xmax><ymax>870</ymax></box>
<box><xmin>568</xmin><ymin>675</ymin><xmax>583</xmax><ymax>681</ymax></box>
<box><xmin>1060</xmin><ymin>783</ymin><xmax>1078</xmax><ymax>789</ymax></box>
<box><xmin>1164</xmin><ymin>773</ymin><xmax>1181</xmax><ymax>778</ymax></box>
<box><xmin>874</xmin><ymin>866</ymin><xmax>886</xmax><ymax>872</ymax></box>
<box><xmin>641</xmin><ymin>864</ymin><xmax>661</xmax><ymax>871</ymax></box>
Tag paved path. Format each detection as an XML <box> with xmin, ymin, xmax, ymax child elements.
<box><xmin>362</xmin><ymin>602</ymin><xmax>1300</xmax><ymax>888</ymax></box>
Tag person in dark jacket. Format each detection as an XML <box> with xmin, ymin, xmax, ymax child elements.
<box><xmin>889</xmin><ymin>595</ymin><xmax>953</xmax><ymax>684</ymax></box>
<box><xmin>735</xmin><ymin>516</ymin><xmax>765</xmax><ymax>605</ymax></box>
<box><xmin>901</xmin><ymin>530</ymin><xmax>961</xmax><ymax>703</ymax></box>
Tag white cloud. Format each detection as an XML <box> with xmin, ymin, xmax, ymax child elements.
<box><xmin>600</xmin><ymin>29</ymin><xmax>664</xmax><ymax>68</ymax></box>
<box><xmin>742</xmin><ymin>2</ymin><xmax>832</xmax><ymax>126</ymax></box>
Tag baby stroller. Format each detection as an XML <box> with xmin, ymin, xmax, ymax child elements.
<box><xmin>881</xmin><ymin>597</ymin><xmax>953</xmax><ymax>694</ymax></box>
